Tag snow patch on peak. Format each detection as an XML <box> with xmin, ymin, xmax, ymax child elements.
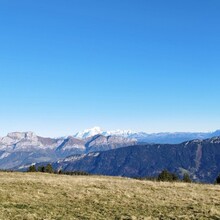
<box><xmin>103</xmin><ymin>129</ymin><xmax>134</xmax><ymax>137</ymax></box>
<box><xmin>74</xmin><ymin>127</ymin><xmax>103</xmax><ymax>139</ymax></box>
<box><xmin>73</xmin><ymin>127</ymin><xmax>136</xmax><ymax>139</ymax></box>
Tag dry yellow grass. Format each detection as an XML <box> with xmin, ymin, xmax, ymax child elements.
<box><xmin>0</xmin><ymin>172</ymin><xmax>219</xmax><ymax>219</ymax></box>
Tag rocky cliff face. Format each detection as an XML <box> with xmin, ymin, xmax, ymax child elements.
<box><xmin>0</xmin><ymin>132</ymin><xmax>136</xmax><ymax>169</ymax></box>
<box><xmin>85</xmin><ymin>135</ymin><xmax>137</xmax><ymax>152</ymax></box>
<box><xmin>52</xmin><ymin>137</ymin><xmax>220</xmax><ymax>183</ymax></box>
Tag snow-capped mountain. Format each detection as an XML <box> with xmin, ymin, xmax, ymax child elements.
<box><xmin>73</xmin><ymin>127</ymin><xmax>220</xmax><ymax>144</ymax></box>
<box><xmin>73</xmin><ymin>127</ymin><xmax>135</xmax><ymax>139</ymax></box>
<box><xmin>102</xmin><ymin>129</ymin><xmax>134</xmax><ymax>137</ymax></box>
<box><xmin>74</xmin><ymin>127</ymin><xmax>103</xmax><ymax>139</ymax></box>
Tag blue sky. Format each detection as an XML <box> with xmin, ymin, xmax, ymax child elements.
<box><xmin>0</xmin><ymin>0</ymin><xmax>220</xmax><ymax>137</ymax></box>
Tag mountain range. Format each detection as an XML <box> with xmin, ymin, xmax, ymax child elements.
<box><xmin>74</xmin><ymin>127</ymin><xmax>220</xmax><ymax>144</ymax></box>
<box><xmin>0</xmin><ymin>131</ymin><xmax>136</xmax><ymax>169</ymax></box>
<box><xmin>0</xmin><ymin>127</ymin><xmax>220</xmax><ymax>182</ymax></box>
<box><xmin>52</xmin><ymin>136</ymin><xmax>220</xmax><ymax>183</ymax></box>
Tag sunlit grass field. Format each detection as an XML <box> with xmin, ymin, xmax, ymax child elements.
<box><xmin>0</xmin><ymin>172</ymin><xmax>219</xmax><ymax>219</ymax></box>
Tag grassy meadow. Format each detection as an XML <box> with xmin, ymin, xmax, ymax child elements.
<box><xmin>0</xmin><ymin>172</ymin><xmax>219</xmax><ymax>219</ymax></box>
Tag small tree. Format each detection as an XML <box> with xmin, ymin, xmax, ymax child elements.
<box><xmin>45</xmin><ymin>164</ymin><xmax>53</xmax><ymax>173</ymax></box>
<box><xmin>216</xmin><ymin>174</ymin><xmax>220</xmax><ymax>184</ymax></box>
<box><xmin>182</xmin><ymin>173</ymin><xmax>191</xmax><ymax>183</ymax></box>
<box><xmin>158</xmin><ymin>170</ymin><xmax>179</xmax><ymax>182</ymax></box>
<box><xmin>28</xmin><ymin>165</ymin><xmax>36</xmax><ymax>172</ymax></box>
<box><xmin>158</xmin><ymin>170</ymin><xmax>170</xmax><ymax>181</ymax></box>
<box><xmin>171</xmin><ymin>173</ymin><xmax>179</xmax><ymax>181</ymax></box>
<box><xmin>38</xmin><ymin>166</ymin><xmax>45</xmax><ymax>172</ymax></box>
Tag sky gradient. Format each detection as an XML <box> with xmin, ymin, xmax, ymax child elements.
<box><xmin>0</xmin><ymin>0</ymin><xmax>220</xmax><ymax>137</ymax></box>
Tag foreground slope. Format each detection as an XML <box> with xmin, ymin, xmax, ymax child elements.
<box><xmin>0</xmin><ymin>172</ymin><xmax>219</xmax><ymax>219</ymax></box>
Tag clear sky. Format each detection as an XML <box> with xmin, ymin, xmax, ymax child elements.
<box><xmin>0</xmin><ymin>0</ymin><xmax>220</xmax><ymax>137</ymax></box>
